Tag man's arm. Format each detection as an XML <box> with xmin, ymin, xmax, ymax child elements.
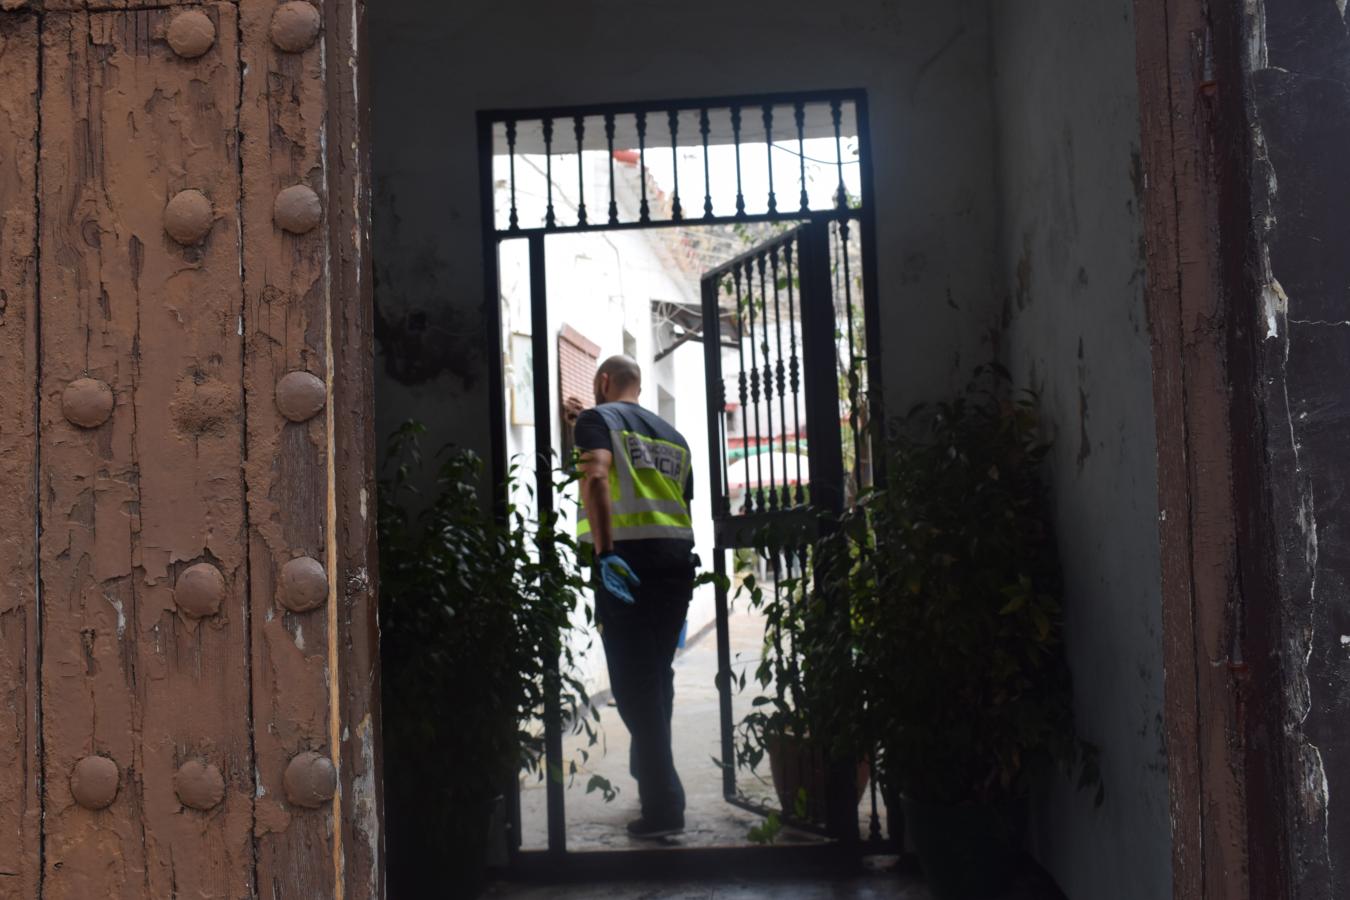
<box><xmin>579</xmin><ymin>448</ymin><xmax>615</xmax><ymax>554</ymax></box>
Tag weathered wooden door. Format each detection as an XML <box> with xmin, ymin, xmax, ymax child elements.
<box><xmin>0</xmin><ymin>2</ymin><xmax>380</xmax><ymax>897</ymax></box>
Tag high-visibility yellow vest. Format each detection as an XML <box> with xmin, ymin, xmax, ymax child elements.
<box><xmin>578</xmin><ymin>427</ymin><xmax>694</xmax><ymax>544</ymax></box>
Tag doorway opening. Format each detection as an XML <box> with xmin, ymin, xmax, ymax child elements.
<box><xmin>479</xmin><ymin>90</ymin><xmax>884</xmax><ymax>869</ymax></box>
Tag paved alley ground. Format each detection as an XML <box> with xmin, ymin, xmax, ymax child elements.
<box><xmin>518</xmin><ymin>605</ymin><xmax>882</xmax><ymax>851</ymax></box>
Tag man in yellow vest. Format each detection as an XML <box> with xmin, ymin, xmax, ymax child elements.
<box><xmin>576</xmin><ymin>355</ymin><xmax>696</xmax><ymax>839</ymax></box>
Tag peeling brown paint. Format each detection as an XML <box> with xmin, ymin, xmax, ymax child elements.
<box><xmin>38</xmin><ymin>8</ymin><xmax>253</xmax><ymax>897</ymax></box>
<box><xmin>239</xmin><ymin>0</ymin><xmax>341</xmax><ymax>892</ymax></box>
<box><xmin>0</xmin><ymin>14</ymin><xmax>40</xmax><ymax>897</ymax></box>
<box><xmin>1</xmin><ymin>0</ymin><xmax>376</xmax><ymax>894</ymax></box>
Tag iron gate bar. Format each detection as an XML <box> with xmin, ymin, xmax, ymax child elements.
<box><xmin>785</xmin><ymin>239</ymin><xmax>806</xmax><ymax>506</ymax></box>
<box><xmin>731</xmin><ymin>105</ymin><xmax>746</xmax><ymax>217</ymax></box>
<box><xmin>699</xmin><ymin>275</ymin><xmax>738</xmax><ymax>801</ymax></box>
<box><xmin>771</xmin><ymin>247</ymin><xmax>791</xmax><ymax>510</ymax></box>
<box><xmin>760</xmin><ymin>254</ymin><xmax>778</xmax><ymax>511</ymax></box>
<box><xmin>855</xmin><ymin>94</ymin><xmax>886</xmax><ymax>486</ymax></box>
<box><xmin>506</xmin><ymin>120</ymin><xmax>520</xmax><ymax>230</ymax></box>
<box><xmin>731</xmin><ymin>266</ymin><xmax>752</xmax><ymax>512</ymax></box>
<box><xmin>763</xmin><ymin>105</ymin><xmax>778</xmax><ymax>215</ymax></box>
<box><xmin>574</xmin><ymin>117</ymin><xmax>588</xmax><ymax>226</ymax></box>
<box><xmin>636</xmin><ymin>112</ymin><xmax>650</xmax><ymax>223</ymax></box>
<box><xmin>795</xmin><ymin>101</ymin><xmax>811</xmax><ymax>213</ymax></box>
<box><xmin>700</xmin><ymin>108</ymin><xmax>714</xmax><ymax>218</ymax></box>
<box><xmin>668</xmin><ymin>111</ymin><xmax>683</xmax><ymax>221</ymax></box>
<box><xmin>529</xmin><ymin>233</ymin><xmax>567</xmax><ymax>856</ymax></box>
<box><xmin>747</xmin><ymin>258</ymin><xmax>766</xmax><ymax>512</ymax></box>
<box><xmin>605</xmin><ymin>113</ymin><xmax>619</xmax><ymax>225</ymax></box>
<box><xmin>830</xmin><ymin>99</ymin><xmax>848</xmax><ymax>210</ymax></box>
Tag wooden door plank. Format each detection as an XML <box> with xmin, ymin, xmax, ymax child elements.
<box><xmin>38</xmin><ymin>8</ymin><xmax>253</xmax><ymax>898</ymax></box>
<box><xmin>0</xmin><ymin>14</ymin><xmax>41</xmax><ymax>900</ymax></box>
<box><xmin>238</xmin><ymin>1</ymin><xmax>340</xmax><ymax>895</ymax></box>
<box><xmin>1132</xmin><ymin>0</ymin><xmax>1253</xmax><ymax>897</ymax></box>
<box><xmin>320</xmin><ymin>0</ymin><xmax>384</xmax><ymax>891</ymax></box>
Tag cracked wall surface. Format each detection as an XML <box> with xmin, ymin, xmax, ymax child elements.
<box><xmin>1247</xmin><ymin>0</ymin><xmax>1350</xmax><ymax>895</ymax></box>
<box><xmin>989</xmin><ymin>3</ymin><xmax>1170</xmax><ymax>898</ymax></box>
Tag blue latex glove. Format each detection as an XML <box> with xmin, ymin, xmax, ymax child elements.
<box><xmin>598</xmin><ymin>552</ymin><xmax>641</xmax><ymax>605</ymax></box>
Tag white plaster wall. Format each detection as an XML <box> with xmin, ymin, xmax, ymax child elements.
<box><xmin>990</xmin><ymin>3</ymin><xmax>1172</xmax><ymax>898</ymax></box>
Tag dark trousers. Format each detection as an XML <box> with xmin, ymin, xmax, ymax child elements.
<box><xmin>596</xmin><ymin>571</ymin><xmax>693</xmax><ymax>821</ymax></box>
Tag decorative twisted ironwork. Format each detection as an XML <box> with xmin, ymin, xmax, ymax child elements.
<box><xmin>746</xmin><ymin>258</ymin><xmax>765</xmax><ymax>510</ymax></box>
<box><xmin>506</xmin><ymin>119</ymin><xmax>519</xmax><ymax>231</ymax></box>
<box><xmin>732</xmin><ymin>269</ymin><xmax>752</xmax><ymax>513</ymax></box>
<box><xmin>763</xmin><ymin>104</ymin><xmax>777</xmax><ymax>215</ymax></box>
<box><xmin>785</xmin><ymin>237</ymin><xmax>805</xmax><ymax>505</ymax></box>
<box><xmin>605</xmin><ymin>113</ymin><xmax>619</xmax><ymax>225</ymax></box>
<box><xmin>795</xmin><ymin>101</ymin><xmax>809</xmax><ymax>213</ymax></box>
<box><xmin>757</xmin><ymin>252</ymin><xmax>777</xmax><ymax>510</ymax></box>
<box><xmin>636</xmin><ymin>112</ymin><xmax>650</xmax><ymax>224</ymax></box>
<box><xmin>831</xmin><ymin>99</ymin><xmax>847</xmax><ymax>210</ymax></box>
<box><xmin>668</xmin><ymin>110</ymin><xmax>683</xmax><ymax>221</ymax></box>
<box><xmin>573</xmin><ymin>116</ymin><xmax>587</xmax><ymax>226</ymax></box>
<box><xmin>542</xmin><ymin>117</ymin><xmax>556</xmax><ymax>229</ymax></box>
<box><xmin>771</xmin><ymin>247</ymin><xmax>791</xmax><ymax>509</ymax></box>
<box><xmin>731</xmin><ymin>106</ymin><xmax>746</xmax><ymax>218</ymax></box>
<box><xmin>700</xmin><ymin>108</ymin><xmax>713</xmax><ymax>219</ymax></box>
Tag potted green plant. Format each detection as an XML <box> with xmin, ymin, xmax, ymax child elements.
<box><xmin>734</xmin><ymin>543</ymin><xmax>869</xmax><ymax>830</ymax></box>
<box><xmin>839</xmin><ymin>366</ymin><xmax>1100</xmax><ymax>899</ymax></box>
<box><xmin>378</xmin><ymin>422</ymin><xmax>608</xmax><ymax>897</ymax></box>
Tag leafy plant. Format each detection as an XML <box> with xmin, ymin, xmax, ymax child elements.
<box><xmin>378</xmin><ymin>421</ymin><xmax>608</xmax><ymax>896</ymax></box>
<box><xmin>834</xmin><ymin>365</ymin><xmax>1100</xmax><ymax>807</ymax></box>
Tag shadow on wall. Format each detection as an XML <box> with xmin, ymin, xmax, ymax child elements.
<box><xmin>372</xmin><ymin>199</ymin><xmax>486</xmax><ymax>389</ymax></box>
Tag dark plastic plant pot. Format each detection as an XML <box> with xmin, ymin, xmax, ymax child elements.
<box><xmin>901</xmin><ymin>795</ymin><xmax>1025</xmax><ymax>900</ymax></box>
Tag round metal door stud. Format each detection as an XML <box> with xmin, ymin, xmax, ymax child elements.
<box><xmin>174</xmin><ymin>759</ymin><xmax>226</xmax><ymax>811</ymax></box>
<box><xmin>274</xmin><ymin>371</ymin><xmax>326</xmax><ymax>422</ymax></box>
<box><xmin>270</xmin><ymin>1</ymin><xmax>321</xmax><ymax>53</ymax></box>
<box><xmin>71</xmin><ymin>755</ymin><xmax>120</xmax><ymax>810</ymax></box>
<box><xmin>62</xmin><ymin>377</ymin><xmax>114</xmax><ymax>428</ymax></box>
<box><xmin>280</xmin><ymin>556</ymin><xmax>328</xmax><ymax>613</ymax></box>
<box><xmin>284</xmin><ymin>751</ymin><xmax>336</xmax><ymax>808</ymax></box>
<box><xmin>164</xmin><ymin>190</ymin><xmax>213</xmax><ymax>245</ymax></box>
<box><xmin>273</xmin><ymin>185</ymin><xmax>322</xmax><ymax>235</ymax></box>
<box><xmin>167</xmin><ymin>10</ymin><xmax>216</xmax><ymax>59</ymax></box>
<box><xmin>174</xmin><ymin>563</ymin><xmax>226</xmax><ymax>619</ymax></box>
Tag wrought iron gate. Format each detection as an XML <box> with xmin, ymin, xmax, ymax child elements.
<box><xmin>699</xmin><ymin>218</ymin><xmax>878</xmax><ymax>843</ymax></box>
<box><xmin>478</xmin><ymin>88</ymin><xmax>883</xmax><ymax>869</ymax></box>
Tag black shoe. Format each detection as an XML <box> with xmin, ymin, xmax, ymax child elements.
<box><xmin>626</xmin><ymin>814</ymin><xmax>685</xmax><ymax>839</ymax></box>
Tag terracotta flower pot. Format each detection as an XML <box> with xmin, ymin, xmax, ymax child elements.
<box><xmin>764</xmin><ymin>731</ymin><xmax>870</xmax><ymax>825</ymax></box>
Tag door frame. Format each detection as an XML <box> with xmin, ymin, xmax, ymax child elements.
<box><xmin>475</xmin><ymin>89</ymin><xmax>884</xmax><ymax>868</ymax></box>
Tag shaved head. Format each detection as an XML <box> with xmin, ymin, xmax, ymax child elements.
<box><xmin>595</xmin><ymin>355</ymin><xmax>642</xmax><ymax>404</ymax></box>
